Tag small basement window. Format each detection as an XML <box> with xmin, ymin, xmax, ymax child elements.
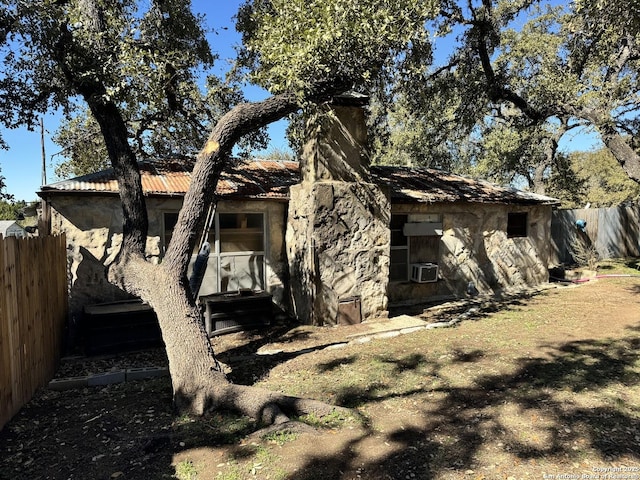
<box><xmin>507</xmin><ymin>212</ymin><xmax>528</xmax><ymax>238</ymax></box>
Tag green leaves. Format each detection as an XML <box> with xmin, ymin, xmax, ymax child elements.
<box><xmin>572</xmin><ymin>149</ymin><xmax>640</xmax><ymax>207</ymax></box>
<box><xmin>53</xmin><ymin>112</ymin><xmax>111</xmax><ymax>179</ymax></box>
<box><xmin>1</xmin><ymin>1</ymin><xmax>259</xmax><ymax>174</ymax></box>
<box><xmin>237</xmin><ymin>0</ymin><xmax>438</xmax><ymax>95</ymax></box>
<box><xmin>371</xmin><ymin>0</ymin><xmax>640</xmax><ymax>196</ymax></box>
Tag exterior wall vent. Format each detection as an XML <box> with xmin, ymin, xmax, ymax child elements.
<box><xmin>410</xmin><ymin>263</ymin><xmax>438</xmax><ymax>283</ymax></box>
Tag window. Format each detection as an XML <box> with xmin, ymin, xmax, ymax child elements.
<box><xmin>390</xmin><ymin>215</ymin><xmax>409</xmax><ymax>281</ymax></box>
<box><xmin>163</xmin><ymin>212</ymin><xmax>179</xmax><ymax>253</ymax></box>
<box><xmin>409</xmin><ymin>236</ymin><xmax>441</xmax><ymax>264</ymax></box>
<box><xmin>163</xmin><ymin>211</ymin><xmax>266</xmax><ymax>295</ymax></box>
<box><xmin>390</xmin><ymin>214</ymin><xmax>442</xmax><ymax>282</ymax></box>
<box><xmin>163</xmin><ymin>212</ymin><xmax>215</xmax><ymax>254</ymax></box>
<box><xmin>217</xmin><ymin>213</ymin><xmax>265</xmax><ymax>292</ymax></box>
<box><xmin>507</xmin><ymin>212</ymin><xmax>528</xmax><ymax>238</ymax></box>
<box><xmin>219</xmin><ymin>213</ymin><xmax>264</xmax><ymax>252</ymax></box>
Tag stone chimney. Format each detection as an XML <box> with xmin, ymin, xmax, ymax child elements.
<box><xmin>286</xmin><ymin>93</ymin><xmax>391</xmax><ymax>326</ymax></box>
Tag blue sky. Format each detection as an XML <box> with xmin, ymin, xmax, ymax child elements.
<box><xmin>0</xmin><ymin>0</ymin><xmax>279</xmax><ymax>202</ymax></box>
<box><xmin>0</xmin><ymin>0</ymin><xmax>601</xmax><ymax>202</ymax></box>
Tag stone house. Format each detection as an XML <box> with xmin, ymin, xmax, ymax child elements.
<box><xmin>38</xmin><ymin>97</ymin><xmax>558</xmax><ymax>329</ymax></box>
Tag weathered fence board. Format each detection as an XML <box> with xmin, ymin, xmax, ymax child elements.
<box><xmin>0</xmin><ymin>235</ymin><xmax>68</xmax><ymax>430</ymax></box>
<box><xmin>551</xmin><ymin>206</ymin><xmax>640</xmax><ymax>264</ymax></box>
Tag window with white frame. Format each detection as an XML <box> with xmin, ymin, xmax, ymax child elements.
<box><xmin>163</xmin><ymin>211</ymin><xmax>266</xmax><ymax>296</ymax></box>
<box><xmin>390</xmin><ymin>213</ymin><xmax>442</xmax><ymax>282</ymax></box>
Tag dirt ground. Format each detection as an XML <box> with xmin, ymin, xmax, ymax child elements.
<box><xmin>2</xmin><ymin>274</ymin><xmax>640</xmax><ymax>480</ymax></box>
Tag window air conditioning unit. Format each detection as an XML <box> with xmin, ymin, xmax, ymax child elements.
<box><xmin>410</xmin><ymin>263</ymin><xmax>438</xmax><ymax>283</ymax></box>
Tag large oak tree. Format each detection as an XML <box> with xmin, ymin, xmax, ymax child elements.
<box><xmin>371</xmin><ymin>0</ymin><xmax>640</xmax><ymax>196</ymax></box>
<box><xmin>0</xmin><ymin>0</ymin><xmax>437</xmax><ymax>422</ymax></box>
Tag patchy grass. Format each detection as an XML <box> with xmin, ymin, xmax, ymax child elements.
<box><xmin>262</xmin><ymin>429</ymin><xmax>299</xmax><ymax>446</ymax></box>
<box><xmin>173</xmin><ymin>412</ymin><xmax>256</xmax><ymax>447</ymax></box>
<box><xmin>250</xmin><ymin>277</ymin><xmax>640</xmax><ymax>478</ymax></box>
<box><xmin>2</xmin><ymin>275</ymin><xmax>640</xmax><ymax>479</ymax></box>
<box><xmin>297</xmin><ymin>410</ymin><xmax>355</xmax><ymax>429</ymax></box>
<box><xmin>174</xmin><ymin>460</ymin><xmax>198</xmax><ymax>480</ymax></box>
<box><xmin>594</xmin><ymin>257</ymin><xmax>640</xmax><ymax>277</ymax></box>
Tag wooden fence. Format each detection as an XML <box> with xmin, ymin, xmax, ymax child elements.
<box><xmin>0</xmin><ymin>234</ymin><xmax>68</xmax><ymax>430</ymax></box>
<box><xmin>551</xmin><ymin>205</ymin><xmax>640</xmax><ymax>265</ymax></box>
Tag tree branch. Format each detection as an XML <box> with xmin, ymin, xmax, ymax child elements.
<box><xmin>52</xmin><ymin>6</ymin><xmax>148</xmax><ymax>257</ymax></box>
<box><xmin>604</xmin><ymin>33</ymin><xmax>635</xmax><ymax>84</ymax></box>
<box><xmin>469</xmin><ymin>7</ymin><xmax>549</xmax><ymax>123</ymax></box>
<box><xmin>163</xmin><ymin>80</ymin><xmax>349</xmax><ymax>283</ymax></box>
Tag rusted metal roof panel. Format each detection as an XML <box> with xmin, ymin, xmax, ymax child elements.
<box><xmin>370</xmin><ymin>166</ymin><xmax>558</xmax><ymax>205</ymax></box>
<box><xmin>39</xmin><ymin>158</ymin><xmax>558</xmax><ymax>205</ymax></box>
<box><xmin>40</xmin><ymin>158</ymin><xmax>295</xmax><ymax>199</ymax></box>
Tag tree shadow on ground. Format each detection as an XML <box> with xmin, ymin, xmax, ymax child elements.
<box><xmin>223</xmin><ymin>342</ymin><xmax>351</xmax><ymax>385</ymax></box>
<box><xmin>4</xmin><ymin>310</ymin><xmax>640</xmax><ymax>480</ymax></box>
<box><xmin>0</xmin><ymin>378</ymin><xmax>179</xmax><ymax>480</ymax></box>
<box><xmin>391</xmin><ymin>294</ymin><xmax>532</xmax><ymax>321</ymax></box>
<box><xmin>285</xmin><ymin>326</ymin><xmax>640</xmax><ymax>479</ymax></box>
<box><xmin>625</xmin><ymin>258</ymin><xmax>640</xmax><ymax>270</ymax></box>
<box><xmin>0</xmin><ymin>374</ymin><xmax>276</xmax><ymax>480</ymax></box>
<box><xmin>209</xmin><ymin>315</ymin><xmax>357</xmax><ymax>385</ymax></box>
<box><xmin>217</xmin><ymin>290</ymin><xmax>544</xmax><ymax>386</ymax></box>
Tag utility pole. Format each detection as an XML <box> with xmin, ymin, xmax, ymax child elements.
<box><xmin>40</xmin><ymin>117</ymin><xmax>46</xmax><ymax>186</ymax></box>
<box><xmin>39</xmin><ymin>117</ymin><xmax>50</xmax><ymax>236</ymax></box>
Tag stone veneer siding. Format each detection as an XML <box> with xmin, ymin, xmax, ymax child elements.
<box><xmin>285</xmin><ymin>99</ymin><xmax>391</xmax><ymax>326</ymax></box>
<box><xmin>46</xmin><ymin>195</ymin><xmax>289</xmax><ymax>322</ymax></box>
<box><xmin>286</xmin><ymin>181</ymin><xmax>390</xmax><ymax>326</ymax></box>
<box><xmin>388</xmin><ymin>202</ymin><xmax>553</xmax><ymax>304</ymax></box>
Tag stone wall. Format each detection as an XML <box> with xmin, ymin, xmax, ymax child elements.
<box><xmin>286</xmin><ymin>97</ymin><xmax>391</xmax><ymax>325</ymax></box>
<box><xmin>287</xmin><ymin>182</ymin><xmax>390</xmax><ymax>325</ymax></box>
<box><xmin>46</xmin><ymin>195</ymin><xmax>289</xmax><ymax>322</ymax></box>
<box><xmin>48</xmin><ymin>195</ymin><xmax>136</xmax><ymax>320</ymax></box>
<box><xmin>300</xmin><ymin>103</ymin><xmax>370</xmax><ymax>182</ymax></box>
<box><xmin>388</xmin><ymin>202</ymin><xmax>553</xmax><ymax>304</ymax></box>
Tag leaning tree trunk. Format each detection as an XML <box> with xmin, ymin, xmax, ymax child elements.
<box><xmin>84</xmin><ymin>76</ymin><xmax>348</xmax><ymax>421</ymax></box>
<box><xmin>124</xmin><ymin>90</ymin><xmax>347</xmax><ymax>419</ymax></box>
<box><xmin>109</xmin><ymin>254</ymin><xmax>347</xmax><ymax>422</ymax></box>
<box><xmin>54</xmin><ymin>0</ymin><xmax>350</xmax><ymax>425</ymax></box>
<box><xmin>599</xmin><ymin>125</ymin><xmax>640</xmax><ymax>184</ymax></box>
<box><xmin>580</xmin><ymin>107</ymin><xmax>640</xmax><ymax>184</ymax></box>
<box><xmin>530</xmin><ymin>122</ymin><xmax>570</xmax><ymax>195</ymax></box>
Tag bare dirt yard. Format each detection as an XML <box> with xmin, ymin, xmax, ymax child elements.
<box><xmin>2</xmin><ymin>260</ymin><xmax>640</xmax><ymax>480</ymax></box>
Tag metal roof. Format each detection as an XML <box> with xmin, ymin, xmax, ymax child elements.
<box><xmin>370</xmin><ymin>166</ymin><xmax>558</xmax><ymax>205</ymax></box>
<box><xmin>39</xmin><ymin>158</ymin><xmax>558</xmax><ymax>205</ymax></box>
<box><xmin>40</xmin><ymin>158</ymin><xmax>299</xmax><ymax>200</ymax></box>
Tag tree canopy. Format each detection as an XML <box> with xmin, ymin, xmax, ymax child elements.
<box><xmin>549</xmin><ymin>148</ymin><xmax>640</xmax><ymax>208</ymax></box>
<box><xmin>0</xmin><ymin>167</ymin><xmax>14</xmax><ymax>202</ymax></box>
<box><xmin>236</xmin><ymin>0</ymin><xmax>437</xmax><ymax>95</ymax></box>
<box><xmin>364</xmin><ymin>0</ymin><xmax>640</xmax><ymax>196</ymax></box>
<box><xmin>42</xmin><ymin>0</ymin><xmax>442</xmax><ymax>179</ymax></box>
<box><xmin>19</xmin><ymin>0</ymin><xmax>640</xmax><ymax>202</ymax></box>
<box><xmin>0</xmin><ymin>199</ymin><xmax>25</xmax><ymax>220</ymax></box>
